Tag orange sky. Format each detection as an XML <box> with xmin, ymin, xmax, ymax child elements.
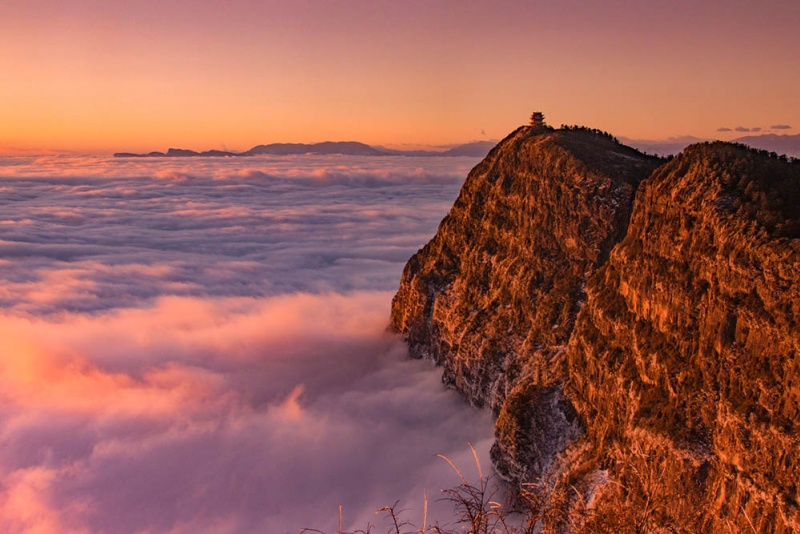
<box><xmin>1</xmin><ymin>0</ymin><xmax>799</xmax><ymax>155</ymax></box>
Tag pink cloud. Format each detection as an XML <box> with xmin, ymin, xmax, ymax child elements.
<box><xmin>0</xmin><ymin>294</ymin><xmax>493</xmax><ymax>533</ymax></box>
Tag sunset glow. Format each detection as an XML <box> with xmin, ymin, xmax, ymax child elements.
<box><xmin>2</xmin><ymin>3</ymin><xmax>800</xmax><ymax>532</ymax></box>
<box><xmin>2</xmin><ymin>1</ymin><xmax>799</xmax><ymax>154</ymax></box>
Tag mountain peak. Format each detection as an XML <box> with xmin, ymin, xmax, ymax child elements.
<box><xmin>391</xmin><ymin>125</ymin><xmax>800</xmax><ymax>531</ymax></box>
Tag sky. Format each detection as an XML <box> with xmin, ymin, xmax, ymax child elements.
<box><xmin>0</xmin><ymin>154</ymin><xmax>500</xmax><ymax>533</ymax></box>
<box><xmin>2</xmin><ymin>0</ymin><xmax>799</xmax><ymax>154</ymax></box>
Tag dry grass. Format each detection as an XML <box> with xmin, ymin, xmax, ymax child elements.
<box><xmin>300</xmin><ymin>443</ymin><xmax>599</xmax><ymax>534</ymax></box>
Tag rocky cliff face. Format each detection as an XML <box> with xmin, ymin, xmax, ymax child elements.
<box><xmin>391</xmin><ymin>125</ymin><xmax>660</xmax><ymax>482</ymax></box>
<box><xmin>391</xmin><ymin>127</ymin><xmax>800</xmax><ymax>531</ymax></box>
<box><xmin>567</xmin><ymin>143</ymin><xmax>800</xmax><ymax>532</ymax></box>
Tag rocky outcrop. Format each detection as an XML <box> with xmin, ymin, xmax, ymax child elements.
<box><xmin>566</xmin><ymin>143</ymin><xmax>800</xmax><ymax>532</ymax></box>
<box><xmin>390</xmin><ymin>125</ymin><xmax>660</xmax><ymax>483</ymax></box>
<box><xmin>391</xmin><ymin>126</ymin><xmax>800</xmax><ymax>531</ymax></box>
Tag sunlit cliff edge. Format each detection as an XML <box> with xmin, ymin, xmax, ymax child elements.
<box><xmin>391</xmin><ymin>121</ymin><xmax>800</xmax><ymax>531</ymax></box>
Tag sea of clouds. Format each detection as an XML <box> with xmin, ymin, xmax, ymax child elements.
<box><xmin>0</xmin><ymin>155</ymin><xmax>496</xmax><ymax>533</ymax></box>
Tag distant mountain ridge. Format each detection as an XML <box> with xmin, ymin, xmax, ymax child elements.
<box><xmin>731</xmin><ymin>133</ymin><xmax>800</xmax><ymax>156</ymax></box>
<box><xmin>623</xmin><ymin>132</ymin><xmax>800</xmax><ymax>157</ymax></box>
<box><xmin>114</xmin><ymin>140</ymin><xmax>497</xmax><ymax>158</ymax></box>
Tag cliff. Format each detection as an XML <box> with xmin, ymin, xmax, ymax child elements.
<box><xmin>391</xmin><ymin>127</ymin><xmax>800</xmax><ymax>531</ymax></box>
<box><xmin>566</xmin><ymin>143</ymin><xmax>800</xmax><ymax>531</ymax></box>
<box><xmin>391</xmin><ymin>125</ymin><xmax>660</xmax><ymax>482</ymax></box>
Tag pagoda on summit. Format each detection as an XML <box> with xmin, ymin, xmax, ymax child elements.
<box><xmin>530</xmin><ymin>111</ymin><xmax>545</xmax><ymax>128</ymax></box>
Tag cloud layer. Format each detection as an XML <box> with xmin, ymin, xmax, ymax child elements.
<box><xmin>0</xmin><ymin>155</ymin><xmax>494</xmax><ymax>533</ymax></box>
<box><xmin>0</xmin><ymin>155</ymin><xmax>474</xmax><ymax>314</ymax></box>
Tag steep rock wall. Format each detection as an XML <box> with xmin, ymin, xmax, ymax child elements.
<box><xmin>566</xmin><ymin>143</ymin><xmax>800</xmax><ymax>532</ymax></box>
<box><xmin>390</xmin><ymin>126</ymin><xmax>659</xmax><ymax>484</ymax></box>
<box><xmin>392</xmin><ymin>128</ymin><xmax>800</xmax><ymax>531</ymax></box>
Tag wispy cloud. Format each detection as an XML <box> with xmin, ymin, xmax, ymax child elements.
<box><xmin>771</xmin><ymin>124</ymin><xmax>793</xmax><ymax>130</ymax></box>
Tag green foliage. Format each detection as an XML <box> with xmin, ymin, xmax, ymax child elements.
<box><xmin>559</xmin><ymin>125</ymin><xmax>619</xmax><ymax>144</ymax></box>
<box><xmin>678</xmin><ymin>142</ymin><xmax>800</xmax><ymax>238</ymax></box>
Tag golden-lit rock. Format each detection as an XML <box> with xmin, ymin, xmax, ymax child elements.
<box><xmin>567</xmin><ymin>142</ymin><xmax>800</xmax><ymax>532</ymax></box>
<box><xmin>391</xmin><ymin>124</ymin><xmax>658</xmax><ymax>480</ymax></box>
<box><xmin>391</xmin><ymin>126</ymin><xmax>800</xmax><ymax>531</ymax></box>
